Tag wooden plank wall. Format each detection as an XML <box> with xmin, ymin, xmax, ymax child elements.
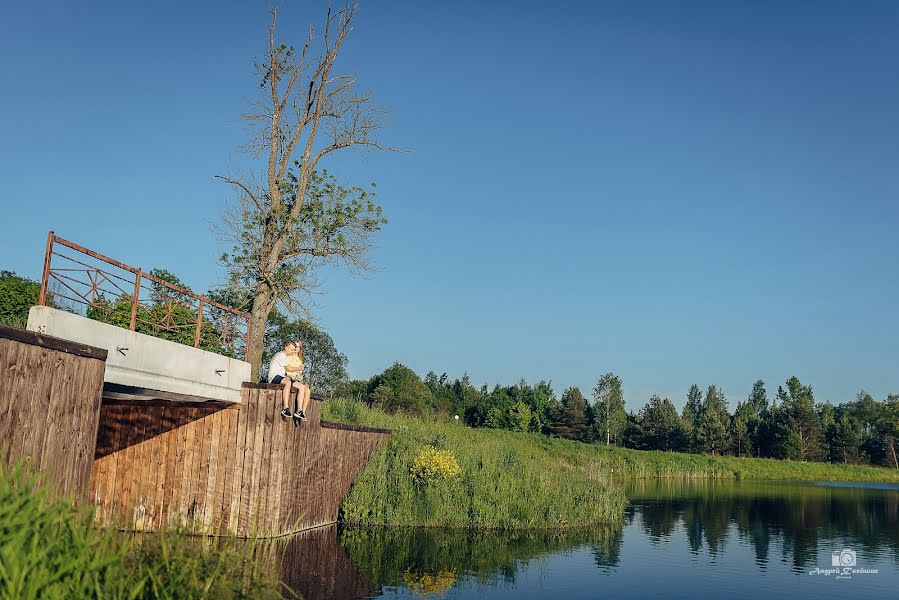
<box><xmin>89</xmin><ymin>384</ymin><xmax>389</xmax><ymax>537</ymax></box>
<box><xmin>0</xmin><ymin>324</ymin><xmax>107</xmax><ymax>498</ymax></box>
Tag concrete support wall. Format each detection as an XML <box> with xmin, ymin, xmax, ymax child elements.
<box><xmin>27</xmin><ymin>306</ymin><xmax>250</xmax><ymax>403</ymax></box>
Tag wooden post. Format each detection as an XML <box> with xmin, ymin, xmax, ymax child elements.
<box><xmin>38</xmin><ymin>231</ymin><xmax>55</xmax><ymax>306</ymax></box>
<box><xmin>194</xmin><ymin>299</ymin><xmax>204</xmax><ymax>348</ymax></box>
<box><xmin>130</xmin><ymin>269</ymin><xmax>142</xmax><ymax>331</ymax></box>
<box><xmin>245</xmin><ymin>321</ymin><xmax>252</xmax><ymax>364</ymax></box>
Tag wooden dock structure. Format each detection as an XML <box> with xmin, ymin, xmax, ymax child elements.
<box><xmin>90</xmin><ymin>384</ymin><xmax>389</xmax><ymax>536</ymax></box>
<box><xmin>0</xmin><ymin>323</ymin><xmax>389</xmax><ymax>537</ymax></box>
<box><xmin>0</xmin><ymin>323</ymin><xmax>106</xmax><ymax>498</ymax></box>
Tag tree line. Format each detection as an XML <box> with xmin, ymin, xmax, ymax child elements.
<box><xmin>338</xmin><ymin>364</ymin><xmax>899</xmax><ymax>470</ymax></box>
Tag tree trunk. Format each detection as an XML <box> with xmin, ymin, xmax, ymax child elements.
<box><xmin>888</xmin><ymin>435</ymin><xmax>899</xmax><ymax>471</ymax></box>
<box><xmin>246</xmin><ymin>285</ymin><xmax>276</xmax><ymax>381</ymax></box>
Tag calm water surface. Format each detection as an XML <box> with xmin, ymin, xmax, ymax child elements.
<box><xmin>281</xmin><ymin>480</ymin><xmax>899</xmax><ymax>599</ymax></box>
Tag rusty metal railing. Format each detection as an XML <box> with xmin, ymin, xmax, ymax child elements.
<box><xmin>38</xmin><ymin>232</ymin><xmax>252</xmax><ymax>360</ymax></box>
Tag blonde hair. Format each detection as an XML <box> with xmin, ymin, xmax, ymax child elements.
<box><xmin>286</xmin><ymin>340</ymin><xmax>304</xmax><ymax>362</ymax></box>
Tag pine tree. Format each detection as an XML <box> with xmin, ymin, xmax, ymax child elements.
<box><xmin>696</xmin><ymin>385</ymin><xmax>730</xmax><ymax>455</ymax></box>
<box><xmin>681</xmin><ymin>384</ymin><xmax>703</xmax><ymax>452</ymax></box>
<box><xmin>638</xmin><ymin>395</ymin><xmax>685</xmax><ymax>451</ymax></box>
<box><xmin>731</xmin><ymin>401</ymin><xmax>755</xmax><ymax>457</ymax></box>
<box><xmin>549</xmin><ymin>387</ymin><xmax>589</xmax><ymax>441</ymax></box>
<box><xmin>781</xmin><ymin>377</ymin><xmax>823</xmax><ymax>461</ymax></box>
<box><xmin>748</xmin><ymin>380</ymin><xmax>768</xmax><ymax>413</ymax></box>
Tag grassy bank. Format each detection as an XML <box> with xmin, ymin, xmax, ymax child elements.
<box><xmin>0</xmin><ymin>465</ymin><xmax>285</xmax><ymax>600</ymax></box>
<box><xmin>595</xmin><ymin>443</ymin><xmax>899</xmax><ymax>482</ymax></box>
<box><xmin>324</xmin><ymin>399</ymin><xmax>627</xmax><ymax>529</ymax></box>
<box><xmin>323</xmin><ymin>398</ymin><xmax>899</xmax><ymax>529</ymax></box>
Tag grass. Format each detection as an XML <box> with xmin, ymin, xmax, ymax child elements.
<box><xmin>0</xmin><ymin>464</ymin><xmax>287</xmax><ymax>600</ymax></box>
<box><xmin>324</xmin><ymin>399</ymin><xmax>627</xmax><ymax>529</ymax></box>
<box><xmin>323</xmin><ymin>397</ymin><xmax>899</xmax><ymax>529</ymax></box>
<box><xmin>593</xmin><ymin>444</ymin><xmax>899</xmax><ymax>482</ymax></box>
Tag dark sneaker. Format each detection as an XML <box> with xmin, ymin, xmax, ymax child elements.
<box><xmin>294</xmin><ymin>410</ymin><xmax>307</xmax><ymax>421</ymax></box>
<box><xmin>280</xmin><ymin>407</ymin><xmax>292</xmax><ymax>419</ymax></box>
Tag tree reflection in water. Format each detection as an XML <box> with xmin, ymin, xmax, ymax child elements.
<box><xmin>279</xmin><ymin>481</ymin><xmax>898</xmax><ymax>598</ymax></box>
<box><xmin>626</xmin><ymin>480</ymin><xmax>899</xmax><ymax>573</ymax></box>
<box><xmin>339</xmin><ymin>526</ymin><xmax>624</xmax><ymax>595</ymax></box>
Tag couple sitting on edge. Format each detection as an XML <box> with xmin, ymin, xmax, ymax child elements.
<box><xmin>268</xmin><ymin>340</ymin><xmax>311</xmax><ymax>422</ymax></box>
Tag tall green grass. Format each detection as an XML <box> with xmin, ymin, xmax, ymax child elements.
<box><xmin>324</xmin><ymin>399</ymin><xmax>626</xmax><ymax>529</ymax></box>
<box><xmin>324</xmin><ymin>397</ymin><xmax>899</xmax><ymax>529</ymax></box>
<box><xmin>0</xmin><ymin>464</ymin><xmax>285</xmax><ymax>599</ymax></box>
<box><xmin>591</xmin><ymin>443</ymin><xmax>899</xmax><ymax>482</ymax></box>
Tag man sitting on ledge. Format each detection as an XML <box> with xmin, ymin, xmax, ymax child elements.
<box><xmin>268</xmin><ymin>340</ymin><xmax>311</xmax><ymax>422</ymax></box>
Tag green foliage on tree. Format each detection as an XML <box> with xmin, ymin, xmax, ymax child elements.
<box><xmin>748</xmin><ymin>379</ymin><xmax>768</xmax><ymax>413</ymax></box>
<box><xmin>632</xmin><ymin>395</ymin><xmax>685</xmax><ymax>451</ymax></box>
<box><xmin>507</xmin><ymin>401</ymin><xmax>534</xmax><ymax>433</ymax></box>
<box><xmin>367</xmin><ymin>363</ymin><xmax>435</xmax><ymax>416</ymax></box>
<box><xmin>696</xmin><ymin>386</ymin><xmax>730</xmax><ymax>455</ymax></box>
<box><xmin>592</xmin><ymin>373</ymin><xmax>626</xmax><ymax>446</ymax></box>
<box><xmin>0</xmin><ymin>271</ymin><xmax>41</xmax><ymax>327</ymax></box>
<box><xmin>827</xmin><ymin>410</ymin><xmax>862</xmax><ymax>464</ymax></box>
<box><xmin>216</xmin><ymin>3</ymin><xmax>395</xmax><ymax>379</ymax></box>
<box><xmin>262</xmin><ymin>310</ymin><xmax>348</xmax><ymax>393</ymax></box>
<box><xmin>681</xmin><ymin>384</ymin><xmax>703</xmax><ymax>452</ymax></box>
<box><xmin>778</xmin><ymin>377</ymin><xmax>823</xmax><ymax>461</ymax></box>
<box><xmin>549</xmin><ymin>387</ymin><xmax>589</xmax><ymax>441</ymax></box>
<box><xmin>731</xmin><ymin>401</ymin><xmax>756</xmax><ymax>457</ymax></box>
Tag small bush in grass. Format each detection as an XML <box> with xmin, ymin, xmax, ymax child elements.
<box><xmin>409</xmin><ymin>446</ymin><xmax>461</xmax><ymax>485</ymax></box>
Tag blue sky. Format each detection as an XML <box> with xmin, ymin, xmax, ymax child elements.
<box><xmin>1</xmin><ymin>1</ymin><xmax>897</xmax><ymax>410</ymax></box>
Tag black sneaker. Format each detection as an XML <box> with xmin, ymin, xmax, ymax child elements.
<box><xmin>281</xmin><ymin>407</ymin><xmax>292</xmax><ymax>419</ymax></box>
<box><xmin>294</xmin><ymin>410</ymin><xmax>307</xmax><ymax>421</ymax></box>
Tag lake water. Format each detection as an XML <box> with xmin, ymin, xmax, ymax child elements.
<box><xmin>280</xmin><ymin>480</ymin><xmax>899</xmax><ymax>599</ymax></box>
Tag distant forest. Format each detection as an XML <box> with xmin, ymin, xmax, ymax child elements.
<box><xmin>337</xmin><ymin>364</ymin><xmax>899</xmax><ymax>470</ymax></box>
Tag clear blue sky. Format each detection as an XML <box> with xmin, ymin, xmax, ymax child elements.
<box><xmin>2</xmin><ymin>1</ymin><xmax>897</xmax><ymax>410</ymax></box>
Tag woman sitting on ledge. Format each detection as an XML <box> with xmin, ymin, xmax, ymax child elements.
<box><xmin>268</xmin><ymin>340</ymin><xmax>310</xmax><ymax>421</ymax></box>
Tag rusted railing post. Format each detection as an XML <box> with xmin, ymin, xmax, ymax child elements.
<box><xmin>130</xmin><ymin>269</ymin><xmax>142</xmax><ymax>331</ymax></box>
<box><xmin>194</xmin><ymin>299</ymin><xmax>204</xmax><ymax>348</ymax></box>
<box><xmin>38</xmin><ymin>232</ymin><xmax>54</xmax><ymax>306</ymax></box>
<box><xmin>245</xmin><ymin>321</ymin><xmax>252</xmax><ymax>362</ymax></box>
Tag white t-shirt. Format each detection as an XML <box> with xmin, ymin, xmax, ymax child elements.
<box><xmin>268</xmin><ymin>351</ymin><xmax>289</xmax><ymax>382</ymax></box>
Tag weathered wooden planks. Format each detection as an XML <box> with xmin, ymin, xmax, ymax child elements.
<box><xmin>0</xmin><ymin>324</ymin><xmax>106</xmax><ymax>498</ymax></box>
<box><xmin>90</xmin><ymin>385</ymin><xmax>389</xmax><ymax>537</ymax></box>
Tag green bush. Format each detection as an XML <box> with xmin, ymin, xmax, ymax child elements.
<box><xmin>0</xmin><ymin>271</ymin><xmax>40</xmax><ymax>327</ymax></box>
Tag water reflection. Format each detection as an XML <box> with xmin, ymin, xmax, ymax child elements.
<box><xmin>279</xmin><ymin>481</ymin><xmax>899</xmax><ymax>599</ymax></box>
<box><xmin>277</xmin><ymin>525</ymin><xmax>374</xmax><ymax>600</ymax></box>
<box><xmin>340</xmin><ymin>527</ymin><xmax>624</xmax><ymax>594</ymax></box>
<box><xmin>626</xmin><ymin>480</ymin><xmax>899</xmax><ymax>573</ymax></box>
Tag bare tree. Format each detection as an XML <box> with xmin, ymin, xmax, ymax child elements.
<box><xmin>215</xmin><ymin>4</ymin><xmax>399</xmax><ymax>378</ymax></box>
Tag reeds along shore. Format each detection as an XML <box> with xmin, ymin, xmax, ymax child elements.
<box><xmin>0</xmin><ymin>464</ymin><xmax>284</xmax><ymax>600</ymax></box>
<box><xmin>323</xmin><ymin>398</ymin><xmax>899</xmax><ymax>530</ymax></box>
